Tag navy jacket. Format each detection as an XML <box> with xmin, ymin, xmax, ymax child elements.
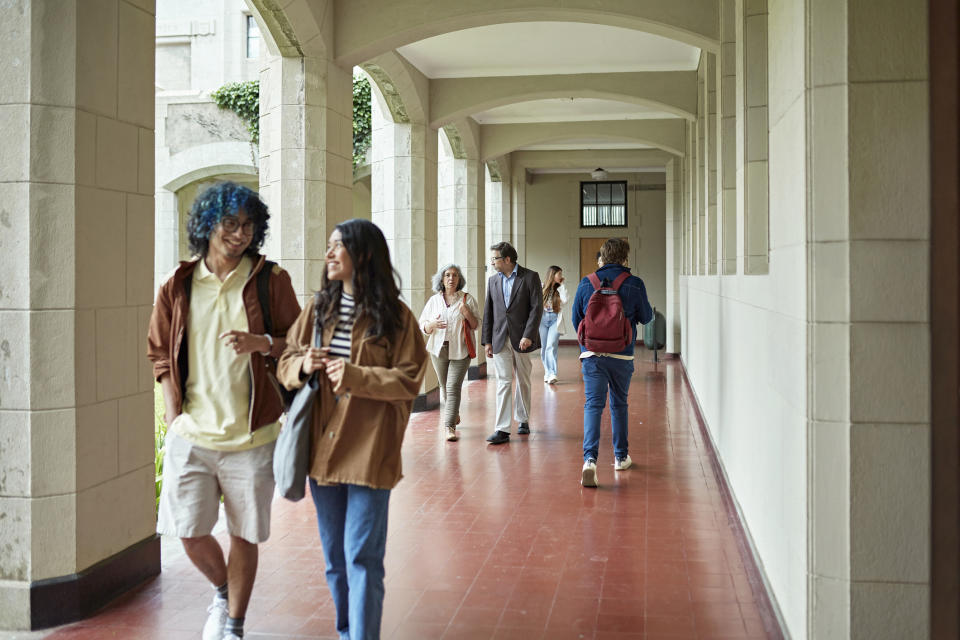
<box><xmin>571</xmin><ymin>264</ymin><xmax>653</xmax><ymax>356</ymax></box>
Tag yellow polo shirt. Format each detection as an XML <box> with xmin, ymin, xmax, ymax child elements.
<box><xmin>170</xmin><ymin>256</ymin><xmax>280</xmax><ymax>451</ymax></box>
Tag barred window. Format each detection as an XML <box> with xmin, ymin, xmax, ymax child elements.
<box><xmin>581</xmin><ymin>181</ymin><xmax>627</xmax><ymax>227</ymax></box>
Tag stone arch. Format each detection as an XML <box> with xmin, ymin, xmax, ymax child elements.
<box><xmin>162</xmin><ymin>160</ymin><xmax>258</xmax><ymax>193</ymax></box>
<box><xmin>246</xmin><ymin>0</ymin><xmax>331</xmax><ymax>58</ymax></box>
<box><xmin>360</xmin><ymin>51</ymin><xmax>429</xmax><ymax>125</ymax></box>
<box><xmin>481</xmin><ymin>119</ymin><xmax>686</xmax><ymax>160</ymax></box>
<box><xmin>335</xmin><ymin>1</ymin><xmax>719</xmax><ymax>66</ymax></box>
<box><xmin>441</xmin><ymin>118</ymin><xmax>481</xmax><ymax>161</ymax></box>
<box><xmin>430</xmin><ymin>72</ymin><xmax>698</xmax><ymax>128</ymax></box>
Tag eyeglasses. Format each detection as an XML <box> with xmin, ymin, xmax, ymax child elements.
<box><xmin>220</xmin><ymin>216</ymin><xmax>256</xmax><ymax>235</ymax></box>
<box><xmin>490</xmin><ymin>256</ymin><xmax>504</xmax><ymax>265</ymax></box>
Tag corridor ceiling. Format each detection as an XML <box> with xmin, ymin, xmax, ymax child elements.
<box><xmin>394</xmin><ymin>21</ymin><xmax>700</xmax><ymax>168</ymax></box>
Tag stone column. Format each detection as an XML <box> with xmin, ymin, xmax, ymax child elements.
<box><xmin>438</xmin><ymin>127</ymin><xmax>485</xmax><ymax>312</ymax></box>
<box><xmin>742</xmin><ymin>0</ymin><xmax>769</xmax><ymax>275</ymax></box>
<box><xmin>706</xmin><ymin>52</ymin><xmax>718</xmax><ymax>275</ymax></box>
<box><xmin>485</xmin><ymin>155</ymin><xmax>512</xmax><ymax>253</ymax></box>
<box><xmin>720</xmin><ymin>0</ymin><xmax>737</xmax><ymax>275</ymax></box>
<box><xmin>511</xmin><ymin>174</ymin><xmax>527</xmax><ymax>261</ymax></box>
<box><xmin>0</xmin><ymin>0</ymin><xmax>158</xmax><ymax>630</ymax></box>
<box><xmin>369</xmin><ymin>82</ymin><xmax>438</xmax><ymax>324</ymax></box>
<box><xmin>258</xmin><ymin>54</ymin><xmax>353</xmax><ymax>304</ymax></box>
<box><xmin>806</xmin><ymin>0</ymin><xmax>931</xmax><ymax>637</ymax></box>
<box><xmin>665</xmin><ymin>158</ymin><xmax>683</xmax><ymax>354</ymax></box>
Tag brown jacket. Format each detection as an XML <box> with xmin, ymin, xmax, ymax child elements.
<box><xmin>276</xmin><ymin>301</ymin><xmax>428</xmax><ymax>490</ymax></box>
<box><xmin>146</xmin><ymin>256</ymin><xmax>301</xmax><ymax>432</ymax></box>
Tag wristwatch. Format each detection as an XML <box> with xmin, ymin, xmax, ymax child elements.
<box><xmin>261</xmin><ymin>333</ymin><xmax>273</xmax><ymax>356</ymax></box>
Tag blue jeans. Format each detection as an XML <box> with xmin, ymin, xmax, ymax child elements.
<box><xmin>581</xmin><ymin>356</ymin><xmax>634</xmax><ymax>462</ymax></box>
<box><xmin>539</xmin><ymin>311</ymin><xmax>560</xmax><ymax>378</ymax></box>
<box><xmin>309</xmin><ymin>480</ymin><xmax>391</xmax><ymax>640</ymax></box>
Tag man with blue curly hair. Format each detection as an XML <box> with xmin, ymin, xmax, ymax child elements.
<box><xmin>147</xmin><ymin>181</ymin><xmax>300</xmax><ymax>640</ymax></box>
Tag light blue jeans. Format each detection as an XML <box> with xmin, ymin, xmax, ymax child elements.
<box><xmin>539</xmin><ymin>310</ymin><xmax>560</xmax><ymax>379</ymax></box>
<box><xmin>309</xmin><ymin>480</ymin><xmax>391</xmax><ymax>640</ymax></box>
<box><xmin>581</xmin><ymin>355</ymin><xmax>634</xmax><ymax>462</ymax></box>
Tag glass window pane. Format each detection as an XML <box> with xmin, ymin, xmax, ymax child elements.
<box><xmin>246</xmin><ymin>15</ymin><xmax>261</xmax><ymax>58</ymax></box>
<box><xmin>597</xmin><ymin>183</ymin><xmax>611</xmax><ymax>205</ymax></box>
<box><xmin>611</xmin><ymin>182</ymin><xmax>626</xmax><ymax>204</ymax></box>
<box><xmin>582</xmin><ymin>183</ymin><xmax>596</xmax><ymax>205</ymax></box>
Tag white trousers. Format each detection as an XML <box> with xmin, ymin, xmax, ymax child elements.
<box><xmin>492</xmin><ymin>341</ymin><xmax>533</xmax><ymax>432</ymax></box>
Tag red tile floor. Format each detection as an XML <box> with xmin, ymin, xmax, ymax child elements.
<box><xmin>38</xmin><ymin>346</ymin><xmax>783</xmax><ymax>640</ymax></box>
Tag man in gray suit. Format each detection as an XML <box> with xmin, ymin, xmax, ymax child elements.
<box><xmin>481</xmin><ymin>241</ymin><xmax>543</xmax><ymax>444</ymax></box>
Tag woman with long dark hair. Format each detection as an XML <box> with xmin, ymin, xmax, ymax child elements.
<box><xmin>277</xmin><ymin>219</ymin><xmax>427</xmax><ymax>640</ymax></box>
<box><xmin>539</xmin><ymin>265</ymin><xmax>568</xmax><ymax>384</ymax></box>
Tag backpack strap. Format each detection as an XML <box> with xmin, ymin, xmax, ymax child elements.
<box><xmin>610</xmin><ymin>272</ymin><xmax>630</xmax><ymax>291</ymax></box>
<box><xmin>587</xmin><ymin>273</ymin><xmax>602</xmax><ymax>290</ymax></box>
<box><xmin>257</xmin><ymin>260</ymin><xmax>275</xmax><ymax>336</ymax></box>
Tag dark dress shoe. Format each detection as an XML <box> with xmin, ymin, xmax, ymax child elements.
<box><xmin>517</xmin><ymin>422</ymin><xmax>530</xmax><ymax>435</ymax></box>
<box><xmin>486</xmin><ymin>430</ymin><xmax>510</xmax><ymax>444</ymax></box>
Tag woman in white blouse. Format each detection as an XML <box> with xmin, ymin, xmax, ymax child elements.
<box><xmin>419</xmin><ymin>264</ymin><xmax>481</xmax><ymax>441</ymax></box>
<box><xmin>539</xmin><ymin>265</ymin><xmax>569</xmax><ymax>384</ymax></box>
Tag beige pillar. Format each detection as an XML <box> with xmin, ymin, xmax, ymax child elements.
<box><xmin>665</xmin><ymin>158</ymin><xmax>683</xmax><ymax>353</ymax></box>
<box><xmin>0</xmin><ymin>0</ymin><xmax>158</xmax><ymax>630</ymax></box>
<box><xmin>720</xmin><ymin>0</ymin><xmax>737</xmax><ymax>275</ymax></box>
<box><xmin>807</xmin><ymin>0</ymin><xmax>931</xmax><ymax>638</ymax></box>
<box><xmin>510</xmin><ymin>174</ymin><xmax>527</xmax><ymax>262</ymax></box>
<box><xmin>741</xmin><ymin>0</ymin><xmax>769</xmax><ymax>275</ymax></box>
<box><xmin>485</xmin><ymin>155</ymin><xmax>512</xmax><ymax>253</ymax></box>
<box><xmin>258</xmin><ymin>54</ymin><xmax>353</xmax><ymax>303</ymax></box>
<box><xmin>438</xmin><ymin>126</ymin><xmax>485</xmax><ymax>303</ymax></box>
<box><xmin>369</xmin><ymin>83</ymin><xmax>437</xmax><ymax>320</ymax></box>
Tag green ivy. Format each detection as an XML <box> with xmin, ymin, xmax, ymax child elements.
<box><xmin>212</xmin><ymin>80</ymin><xmax>260</xmax><ymax>144</ymax></box>
<box><xmin>210</xmin><ymin>77</ymin><xmax>372</xmax><ymax>169</ymax></box>
<box><xmin>353</xmin><ymin>75</ymin><xmax>372</xmax><ymax>169</ymax></box>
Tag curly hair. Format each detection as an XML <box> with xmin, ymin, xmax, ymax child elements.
<box><xmin>186</xmin><ymin>181</ymin><xmax>270</xmax><ymax>258</ymax></box>
<box><xmin>431</xmin><ymin>263</ymin><xmax>466</xmax><ymax>293</ymax></box>
<box><xmin>314</xmin><ymin>219</ymin><xmax>404</xmax><ymax>340</ymax></box>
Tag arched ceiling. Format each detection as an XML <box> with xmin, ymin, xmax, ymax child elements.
<box><xmin>386</xmin><ymin>19</ymin><xmax>700</xmax><ymax>165</ymax></box>
<box><xmin>396</xmin><ymin>22</ymin><xmax>700</xmax><ymax>78</ymax></box>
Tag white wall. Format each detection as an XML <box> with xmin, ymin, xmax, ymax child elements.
<box><xmin>678</xmin><ymin>1</ymin><xmax>808</xmax><ymax>634</ymax></box>
<box><xmin>524</xmin><ymin>172</ymin><xmax>667</xmax><ymax>337</ymax></box>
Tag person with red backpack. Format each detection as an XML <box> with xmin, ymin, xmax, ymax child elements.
<box><xmin>571</xmin><ymin>238</ymin><xmax>652</xmax><ymax>488</ymax></box>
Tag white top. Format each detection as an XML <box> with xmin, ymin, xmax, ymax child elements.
<box><xmin>543</xmin><ymin>282</ymin><xmax>570</xmax><ymax>336</ymax></box>
<box><xmin>419</xmin><ymin>290</ymin><xmax>481</xmax><ymax>359</ymax></box>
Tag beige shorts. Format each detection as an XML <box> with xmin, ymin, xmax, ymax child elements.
<box><xmin>157</xmin><ymin>433</ymin><xmax>276</xmax><ymax>544</ymax></box>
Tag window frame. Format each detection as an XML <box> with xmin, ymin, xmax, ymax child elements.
<box><xmin>245</xmin><ymin>14</ymin><xmax>261</xmax><ymax>59</ymax></box>
<box><xmin>580</xmin><ymin>180</ymin><xmax>628</xmax><ymax>228</ymax></box>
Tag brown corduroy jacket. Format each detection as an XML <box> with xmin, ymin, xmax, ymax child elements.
<box><xmin>146</xmin><ymin>256</ymin><xmax>301</xmax><ymax>432</ymax></box>
<box><xmin>276</xmin><ymin>301</ymin><xmax>427</xmax><ymax>490</ymax></box>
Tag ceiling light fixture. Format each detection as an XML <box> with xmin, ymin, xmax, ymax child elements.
<box><xmin>591</xmin><ymin>167</ymin><xmax>609</xmax><ymax>181</ymax></box>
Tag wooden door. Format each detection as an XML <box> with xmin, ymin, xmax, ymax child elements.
<box><xmin>579</xmin><ymin>238</ymin><xmax>606</xmax><ymax>280</ymax></box>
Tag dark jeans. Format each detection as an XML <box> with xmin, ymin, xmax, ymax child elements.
<box><xmin>581</xmin><ymin>355</ymin><xmax>634</xmax><ymax>462</ymax></box>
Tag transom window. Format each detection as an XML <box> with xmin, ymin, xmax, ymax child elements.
<box><xmin>581</xmin><ymin>181</ymin><xmax>627</xmax><ymax>227</ymax></box>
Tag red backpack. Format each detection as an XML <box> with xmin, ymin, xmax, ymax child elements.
<box><xmin>576</xmin><ymin>272</ymin><xmax>632</xmax><ymax>353</ymax></box>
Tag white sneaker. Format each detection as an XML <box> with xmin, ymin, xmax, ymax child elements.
<box><xmin>581</xmin><ymin>460</ymin><xmax>598</xmax><ymax>487</ymax></box>
<box><xmin>614</xmin><ymin>454</ymin><xmax>633</xmax><ymax>471</ymax></box>
<box><xmin>222</xmin><ymin>635</ymin><xmax>242</xmax><ymax>640</ymax></box>
<box><xmin>548</xmin><ymin>375</ymin><xmax>558</xmax><ymax>384</ymax></box>
<box><xmin>202</xmin><ymin>594</ymin><xmax>228</xmax><ymax>640</ymax></box>
<box><xmin>445</xmin><ymin>426</ymin><xmax>459</xmax><ymax>441</ymax></box>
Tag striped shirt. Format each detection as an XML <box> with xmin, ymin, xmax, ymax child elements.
<box><xmin>327</xmin><ymin>292</ymin><xmax>355</xmax><ymax>358</ymax></box>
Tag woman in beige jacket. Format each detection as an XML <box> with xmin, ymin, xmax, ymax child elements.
<box><xmin>277</xmin><ymin>219</ymin><xmax>427</xmax><ymax>640</ymax></box>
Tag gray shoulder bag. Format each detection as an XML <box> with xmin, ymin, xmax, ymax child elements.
<box><xmin>273</xmin><ymin>311</ymin><xmax>321</xmax><ymax>501</ymax></box>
